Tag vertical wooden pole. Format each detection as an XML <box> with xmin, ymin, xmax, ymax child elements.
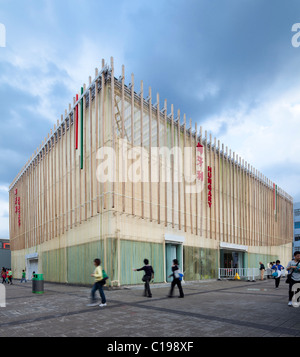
<box><xmin>177</xmin><ymin>111</ymin><xmax>181</xmax><ymax>231</ymax></box>
<box><xmin>65</xmin><ymin>110</ymin><xmax>69</xmax><ymax>232</ymax></box>
<box><xmin>149</xmin><ymin>87</ymin><xmax>153</xmax><ymax>222</ymax></box>
<box><xmin>183</xmin><ymin>115</ymin><xmax>187</xmax><ymax>232</ymax></box>
<box><xmin>69</xmin><ymin>108</ymin><xmax>73</xmax><ymax>229</ymax></box>
<box><xmin>89</xmin><ymin>77</ymin><xmax>94</xmax><ymax>218</ymax></box>
<box><xmin>61</xmin><ymin>116</ymin><xmax>65</xmax><ymax>235</ymax></box>
<box><xmin>131</xmin><ymin>73</ymin><xmax>135</xmax><ymax>216</ymax></box>
<box><xmin>157</xmin><ymin>93</ymin><xmax>161</xmax><ymax>225</ymax></box>
<box><xmin>101</xmin><ymin>59</ymin><xmax>106</xmax><ymax>210</ymax></box>
<box><xmin>111</xmin><ymin>57</ymin><xmax>115</xmax><ymax>209</ymax></box>
<box><xmin>95</xmin><ymin>69</ymin><xmax>99</xmax><ymax>214</ymax></box>
<box><xmin>140</xmin><ymin>80</ymin><xmax>144</xmax><ymax>219</ymax></box>
<box><xmin>164</xmin><ymin>99</ymin><xmax>167</xmax><ymax>227</ymax></box>
<box><xmin>121</xmin><ymin>65</ymin><xmax>125</xmax><ymax>213</ymax></box>
<box><xmin>83</xmin><ymin>84</ymin><xmax>87</xmax><ymax>221</ymax></box>
<box><xmin>171</xmin><ymin>104</ymin><xmax>174</xmax><ymax>229</ymax></box>
<box><xmin>190</xmin><ymin>119</ymin><xmax>193</xmax><ymax>235</ymax></box>
<box><xmin>73</xmin><ymin>99</ymin><xmax>77</xmax><ymax>227</ymax></box>
<box><xmin>195</xmin><ymin>123</ymin><xmax>198</xmax><ymax>235</ymax></box>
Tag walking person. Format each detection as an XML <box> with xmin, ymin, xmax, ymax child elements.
<box><xmin>267</xmin><ymin>262</ymin><xmax>273</xmax><ymax>279</ymax></box>
<box><xmin>1</xmin><ymin>268</ymin><xmax>6</xmax><ymax>284</ymax></box>
<box><xmin>7</xmin><ymin>268</ymin><xmax>13</xmax><ymax>285</ymax></box>
<box><xmin>133</xmin><ymin>259</ymin><xmax>154</xmax><ymax>298</ymax></box>
<box><xmin>259</xmin><ymin>262</ymin><xmax>265</xmax><ymax>281</ymax></box>
<box><xmin>20</xmin><ymin>270</ymin><xmax>27</xmax><ymax>283</ymax></box>
<box><xmin>271</xmin><ymin>260</ymin><xmax>284</xmax><ymax>288</ymax></box>
<box><xmin>286</xmin><ymin>251</ymin><xmax>300</xmax><ymax>307</ymax></box>
<box><xmin>168</xmin><ymin>259</ymin><xmax>184</xmax><ymax>298</ymax></box>
<box><xmin>87</xmin><ymin>258</ymin><xmax>107</xmax><ymax>307</ymax></box>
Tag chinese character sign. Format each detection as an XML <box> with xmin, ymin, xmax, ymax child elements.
<box><xmin>14</xmin><ymin>189</ymin><xmax>21</xmax><ymax>226</ymax></box>
<box><xmin>207</xmin><ymin>166</ymin><xmax>212</xmax><ymax>208</ymax></box>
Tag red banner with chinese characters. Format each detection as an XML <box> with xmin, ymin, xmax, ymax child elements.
<box><xmin>207</xmin><ymin>166</ymin><xmax>212</xmax><ymax>207</ymax></box>
<box><xmin>14</xmin><ymin>188</ymin><xmax>21</xmax><ymax>226</ymax></box>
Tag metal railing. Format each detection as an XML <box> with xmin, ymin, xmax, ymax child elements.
<box><xmin>218</xmin><ymin>268</ymin><xmax>260</xmax><ymax>281</ymax></box>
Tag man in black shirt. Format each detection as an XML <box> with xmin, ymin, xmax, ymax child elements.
<box><xmin>133</xmin><ymin>259</ymin><xmax>154</xmax><ymax>298</ymax></box>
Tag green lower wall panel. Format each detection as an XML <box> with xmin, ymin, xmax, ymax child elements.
<box><xmin>183</xmin><ymin>246</ymin><xmax>218</xmax><ymax>280</ymax></box>
<box><xmin>42</xmin><ymin>240</ymin><xmax>105</xmax><ymax>285</ymax></box>
<box><xmin>120</xmin><ymin>240</ymin><xmax>164</xmax><ymax>285</ymax></box>
<box><xmin>246</xmin><ymin>252</ymin><xmax>279</xmax><ymax>269</ymax></box>
<box><xmin>41</xmin><ymin>240</ymin><xmax>281</xmax><ymax>285</ymax></box>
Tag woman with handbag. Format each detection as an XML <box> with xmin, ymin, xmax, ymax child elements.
<box><xmin>167</xmin><ymin>259</ymin><xmax>184</xmax><ymax>298</ymax></box>
<box><xmin>133</xmin><ymin>259</ymin><xmax>154</xmax><ymax>298</ymax></box>
<box><xmin>286</xmin><ymin>251</ymin><xmax>300</xmax><ymax>307</ymax></box>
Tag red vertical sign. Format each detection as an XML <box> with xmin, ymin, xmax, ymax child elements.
<box><xmin>208</xmin><ymin>166</ymin><xmax>212</xmax><ymax>207</ymax></box>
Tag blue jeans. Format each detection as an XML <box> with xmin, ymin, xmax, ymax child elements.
<box><xmin>91</xmin><ymin>281</ymin><xmax>106</xmax><ymax>304</ymax></box>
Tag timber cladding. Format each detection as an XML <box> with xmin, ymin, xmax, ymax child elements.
<box><xmin>8</xmin><ymin>58</ymin><xmax>293</xmax><ymax>283</ymax></box>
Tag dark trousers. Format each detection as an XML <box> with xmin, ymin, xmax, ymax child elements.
<box><xmin>289</xmin><ymin>279</ymin><xmax>300</xmax><ymax>302</ymax></box>
<box><xmin>275</xmin><ymin>277</ymin><xmax>281</xmax><ymax>288</ymax></box>
<box><xmin>143</xmin><ymin>276</ymin><xmax>152</xmax><ymax>297</ymax></box>
<box><xmin>169</xmin><ymin>278</ymin><xmax>184</xmax><ymax>297</ymax></box>
<box><xmin>91</xmin><ymin>281</ymin><xmax>106</xmax><ymax>304</ymax></box>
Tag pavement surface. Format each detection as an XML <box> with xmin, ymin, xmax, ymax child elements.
<box><xmin>0</xmin><ymin>278</ymin><xmax>299</xmax><ymax>337</ymax></box>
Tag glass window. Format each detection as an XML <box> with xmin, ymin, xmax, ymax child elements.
<box><xmin>295</xmin><ymin>209</ymin><xmax>300</xmax><ymax>216</ymax></box>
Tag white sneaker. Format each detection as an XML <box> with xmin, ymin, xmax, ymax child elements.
<box><xmin>99</xmin><ymin>303</ymin><xmax>107</xmax><ymax>307</ymax></box>
<box><xmin>288</xmin><ymin>301</ymin><xmax>293</xmax><ymax>306</ymax></box>
<box><xmin>292</xmin><ymin>302</ymin><xmax>299</xmax><ymax>308</ymax></box>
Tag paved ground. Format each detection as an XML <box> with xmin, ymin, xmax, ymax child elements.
<box><xmin>0</xmin><ymin>278</ymin><xmax>299</xmax><ymax>337</ymax></box>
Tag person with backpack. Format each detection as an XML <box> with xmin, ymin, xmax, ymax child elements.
<box><xmin>133</xmin><ymin>259</ymin><xmax>154</xmax><ymax>298</ymax></box>
<box><xmin>87</xmin><ymin>258</ymin><xmax>107</xmax><ymax>308</ymax></box>
<box><xmin>286</xmin><ymin>251</ymin><xmax>300</xmax><ymax>307</ymax></box>
<box><xmin>167</xmin><ymin>259</ymin><xmax>184</xmax><ymax>298</ymax></box>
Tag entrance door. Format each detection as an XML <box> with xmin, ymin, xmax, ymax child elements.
<box><xmin>27</xmin><ymin>259</ymin><xmax>38</xmax><ymax>280</ymax></box>
<box><xmin>166</xmin><ymin>244</ymin><xmax>178</xmax><ymax>282</ymax></box>
<box><xmin>221</xmin><ymin>250</ymin><xmax>244</xmax><ymax>269</ymax></box>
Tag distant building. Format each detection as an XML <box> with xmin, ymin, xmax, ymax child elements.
<box><xmin>0</xmin><ymin>239</ymin><xmax>11</xmax><ymax>268</ymax></box>
<box><xmin>293</xmin><ymin>202</ymin><xmax>300</xmax><ymax>255</ymax></box>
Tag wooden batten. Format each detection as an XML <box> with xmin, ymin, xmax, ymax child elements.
<box><xmin>157</xmin><ymin>93</ymin><xmax>161</xmax><ymax>225</ymax></box>
<box><xmin>131</xmin><ymin>73</ymin><xmax>135</xmax><ymax>216</ymax></box>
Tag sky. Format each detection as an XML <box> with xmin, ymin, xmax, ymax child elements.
<box><xmin>0</xmin><ymin>0</ymin><xmax>300</xmax><ymax>238</ymax></box>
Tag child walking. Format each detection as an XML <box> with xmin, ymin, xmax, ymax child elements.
<box><xmin>87</xmin><ymin>259</ymin><xmax>107</xmax><ymax>308</ymax></box>
<box><xmin>20</xmin><ymin>270</ymin><xmax>27</xmax><ymax>283</ymax></box>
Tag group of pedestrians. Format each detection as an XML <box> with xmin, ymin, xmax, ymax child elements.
<box><xmin>87</xmin><ymin>258</ymin><xmax>184</xmax><ymax>307</ymax></box>
<box><xmin>259</xmin><ymin>251</ymin><xmax>300</xmax><ymax>307</ymax></box>
<box><xmin>1</xmin><ymin>267</ymin><xmax>13</xmax><ymax>284</ymax></box>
